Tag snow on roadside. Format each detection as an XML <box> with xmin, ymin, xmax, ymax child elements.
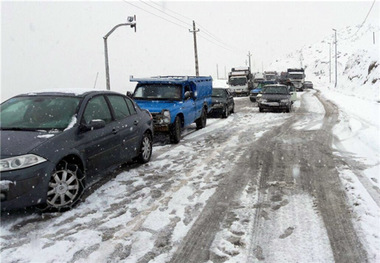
<box><xmin>338</xmin><ymin>167</ymin><xmax>380</xmax><ymax>261</ymax></box>
<box><xmin>270</xmin><ymin>23</ymin><xmax>379</xmax><ymax>262</ymax></box>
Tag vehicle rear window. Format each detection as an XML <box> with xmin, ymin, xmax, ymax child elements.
<box><xmin>125</xmin><ymin>98</ymin><xmax>137</xmax><ymax>115</ymax></box>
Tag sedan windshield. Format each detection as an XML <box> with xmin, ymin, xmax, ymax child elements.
<box><xmin>0</xmin><ymin>96</ymin><xmax>80</xmax><ymax>131</ymax></box>
<box><xmin>262</xmin><ymin>86</ymin><xmax>288</xmax><ymax>94</ymax></box>
<box><xmin>133</xmin><ymin>84</ymin><xmax>182</xmax><ymax>100</ymax></box>
<box><xmin>212</xmin><ymin>89</ymin><xmax>227</xmax><ymax>98</ymax></box>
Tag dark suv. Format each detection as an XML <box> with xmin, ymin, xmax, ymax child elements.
<box><xmin>257</xmin><ymin>84</ymin><xmax>292</xmax><ymax>112</ymax></box>
<box><xmin>0</xmin><ymin>90</ymin><xmax>153</xmax><ymax>211</ymax></box>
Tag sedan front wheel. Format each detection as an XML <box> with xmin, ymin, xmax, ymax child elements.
<box><xmin>45</xmin><ymin>161</ymin><xmax>85</xmax><ymax>212</ymax></box>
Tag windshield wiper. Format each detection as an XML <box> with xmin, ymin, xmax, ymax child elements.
<box><xmin>0</xmin><ymin>127</ymin><xmax>39</xmax><ymax>131</ymax></box>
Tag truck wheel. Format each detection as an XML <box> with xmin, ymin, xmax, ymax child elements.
<box><xmin>259</xmin><ymin>107</ymin><xmax>263</xmax><ymax>112</ymax></box>
<box><xmin>196</xmin><ymin>107</ymin><xmax>207</xmax><ymax>129</ymax></box>
<box><xmin>170</xmin><ymin>116</ymin><xmax>181</xmax><ymax>144</ymax></box>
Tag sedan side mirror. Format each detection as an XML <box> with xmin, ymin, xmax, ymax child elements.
<box><xmin>126</xmin><ymin>91</ymin><xmax>133</xmax><ymax>98</ymax></box>
<box><xmin>80</xmin><ymin>119</ymin><xmax>106</xmax><ymax>132</ymax></box>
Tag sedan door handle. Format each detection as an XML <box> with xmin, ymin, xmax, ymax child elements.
<box><xmin>112</xmin><ymin>128</ymin><xmax>119</xmax><ymax>134</ymax></box>
<box><xmin>133</xmin><ymin>120</ymin><xmax>139</xmax><ymax>126</ymax></box>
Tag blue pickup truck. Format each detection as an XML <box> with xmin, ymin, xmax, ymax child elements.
<box><xmin>131</xmin><ymin>76</ymin><xmax>212</xmax><ymax>143</ymax></box>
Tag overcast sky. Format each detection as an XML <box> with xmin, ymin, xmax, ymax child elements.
<box><xmin>1</xmin><ymin>1</ymin><xmax>379</xmax><ymax>100</ymax></box>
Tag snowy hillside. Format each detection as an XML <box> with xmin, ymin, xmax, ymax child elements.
<box><xmin>270</xmin><ymin>24</ymin><xmax>380</xmax><ymax>102</ymax></box>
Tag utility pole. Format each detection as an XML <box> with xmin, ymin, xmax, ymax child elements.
<box><xmin>247</xmin><ymin>51</ymin><xmax>252</xmax><ymax>71</ymax></box>
<box><xmin>103</xmin><ymin>16</ymin><xmax>136</xmax><ymax>90</ymax></box>
<box><xmin>189</xmin><ymin>21</ymin><xmax>200</xmax><ymax>76</ymax></box>
<box><xmin>328</xmin><ymin>42</ymin><xmax>331</xmax><ymax>84</ymax></box>
<box><xmin>332</xmin><ymin>29</ymin><xmax>337</xmax><ymax>88</ymax></box>
<box><xmin>216</xmin><ymin>64</ymin><xmax>219</xmax><ymax>79</ymax></box>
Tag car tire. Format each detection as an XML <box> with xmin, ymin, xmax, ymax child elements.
<box><xmin>259</xmin><ymin>107</ymin><xmax>263</xmax><ymax>112</ymax></box>
<box><xmin>222</xmin><ymin>105</ymin><xmax>228</xmax><ymax>118</ymax></box>
<box><xmin>231</xmin><ymin>104</ymin><xmax>235</xmax><ymax>114</ymax></box>
<box><xmin>196</xmin><ymin>107</ymin><xmax>207</xmax><ymax>130</ymax></box>
<box><xmin>138</xmin><ymin>132</ymin><xmax>153</xmax><ymax>163</ymax></box>
<box><xmin>170</xmin><ymin>116</ymin><xmax>181</xmax><ymax>144</ymax></box>
<box><xmin>41</xmin><ymin>160</ymin><xmax>85</xmax><ymax>212</ymax></box>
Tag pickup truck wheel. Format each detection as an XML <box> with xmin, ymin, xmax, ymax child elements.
<box><xmin>170</xmin><ymin>116</ymin><xmax>181</xmax><ymax>144</ymax></box>
<box><xmin>138</xmin><ymin>132</ymin><xmax>152</xmax><ymax>163</ymax></box>
<box><xmin>196</xmin><ymin>108</ymin><xmax>207</xmax><ymax>129</ymax></box>
<box><xmin>259</xmin><ymin>107</ymin><xmax>263</xmax><ymax>112</ymax></box>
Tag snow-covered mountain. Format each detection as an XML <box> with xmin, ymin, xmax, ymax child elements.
<box><xmin>270</xmin><ymin>24</ymin><xmax>380</xmax><ymax>102</ymax></box>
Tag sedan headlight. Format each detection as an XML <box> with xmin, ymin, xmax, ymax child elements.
<box><xmin>0</xmin><ymin>154</ymin><xmax>47</xmax><ymax>172</ymax></box>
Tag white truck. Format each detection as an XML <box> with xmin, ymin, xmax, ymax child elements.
<box><xmin>227</xmin><ymin>67</ymin><xmax>253</xmax><ymax>96</ymax></box>
<box><xmin>287</xmin><ymin>68</ymin><xmax>306</xmax><ymax>91</ymax></box>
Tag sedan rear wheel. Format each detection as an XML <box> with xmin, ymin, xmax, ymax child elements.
<box><xmin>138</xmin><ymin>132</ymin><xmax>152</xmax><ymax>163</ymax></box>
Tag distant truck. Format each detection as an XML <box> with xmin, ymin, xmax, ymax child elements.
<box><xmin>253</xmin><ymin>72</ymin><xmax>265</xmax><ymax>89</ymax></box>
<box><xmin>228</xmin><ymin>67</ymin><xmax>253</xmax><ymax>96</ymax></box>
<box><xmin>264</xmin><ymin>71</ymin><xmax>278</xmax><ymax>81</ymax></box>
<box><xmin>131</xmin><ymin>76</ymin><xmax>212</xmax><ymax>143</ymax></box>
<box><xmin>278</xmin><ymin>71</ymin><xmax>288</xmax><ymax>84</ymax></box>
<box><xmin>287</xmin><ymin>68</ymin><xmax>306</xmax><ymax>91</ymax></box>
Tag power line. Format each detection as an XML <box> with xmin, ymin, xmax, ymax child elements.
<box><xmin>122</xmin><ymin>0</ymin><xmax>189</xmax><ymax>30</ymax></box>
<box><xmin>123</xmin><ymin>0</ymin><xmax>238</xmax><ymax>53</ymax></box>
<box><xmin>341</xmin><ymin>0</ymin><xmax>376</xmax><ymax>40</ymax></box>
<box><xmin>147</xmin><ymin>0</ymin><xmax>193</xmax><ymax>22</ymax></box>
<box><xmin>142</xmin><ymin>0</ymin><xmax>237</xmax><ymax>51</ymax></box>
<box><xmin>139</xmin><ymin>0</ymin><xmax>190</xmax><ymax>28</ymax></box>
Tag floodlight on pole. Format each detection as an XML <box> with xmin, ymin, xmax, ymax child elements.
<box><xmin>103</xmin><ymin>16</ymin><xmax>136</xmax><ymax>90</ymax></box>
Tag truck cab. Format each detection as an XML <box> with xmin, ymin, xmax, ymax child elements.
<box><xmin>131</xmin><ymin>76</ymin><xmax>212</xmax><ymax>143</ymax></box>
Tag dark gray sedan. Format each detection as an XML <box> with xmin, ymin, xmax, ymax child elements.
<box><xmin>208</xmin><ymin>88</ymin><xmax>235</xmax><ymax>118</ymax></box>
<box><xmin>0</xmin><ymin>90</ymin><xmax>153</xmax><ymax>211</ymax></box>
<box><xmin>257</xmin><ymin>84</ymin><xmax>292</xmax><ymax>113</ymax></box>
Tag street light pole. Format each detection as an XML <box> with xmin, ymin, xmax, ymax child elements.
<box><xmin>332</xmin><ymin>29</ymin><xmax>337</xmax><ymax>88</ymax></box>
<box><xmin>104</xmin><ymin>16</ymin><xmax>136</xmax><ymax>90</ymax></box>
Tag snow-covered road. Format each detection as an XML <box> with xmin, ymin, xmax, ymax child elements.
<box><xmin>1</xmin><ymin>90</ymin><xmax>379</xmax><ymax>263</ymax></box>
